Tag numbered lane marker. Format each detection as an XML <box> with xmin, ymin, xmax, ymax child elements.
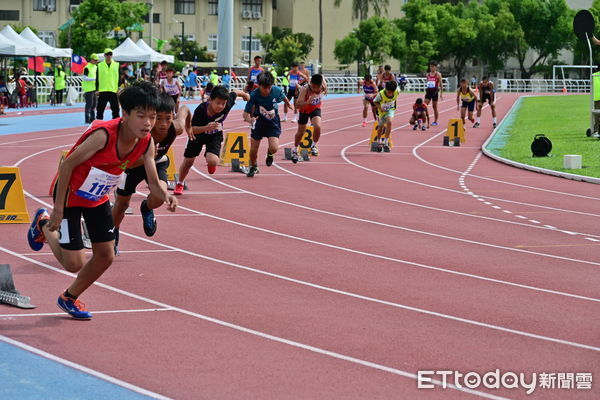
<box><xmin>220</xmin><ymin>132</ymin><xmax>250</xmax><ymax>167</ymax></box>
<box><xmin>448</xmin><ymin>118</ymin><xmax>466</xmax><ymax>144</ymax></box>
<box><xmin>369</xmin><ymin>122</ymin><xmax>394</xmax><ymax>148</ymax></box>
<box><xmin>298</xmin><ymin>126</ymin><xmax>314</xmax><ymax>151</ymax></box>
<box><xmin>0</xmin><ymin>167</ymin><xmax>30</xmax><ymax>224</ymax></box>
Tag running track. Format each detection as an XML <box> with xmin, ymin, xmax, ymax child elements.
<box><xmin>0</xmin><ymin>93</ymin><xmax>598</xmax><ymax>399</ymax></box>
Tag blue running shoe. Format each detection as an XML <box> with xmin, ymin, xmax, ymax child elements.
<box><xmin>431</xmin><ymin>121</ymin><xmax>438</xmax><ymax>126</ymax></box>
<box><xmin>140</xmin><ymin>200</ymin><xmax>157</xmax><ymax>237</ymax></box>
<box><xmin>27</xmin><ymin>208</ymin><xmax>49</xmax><ymax>251</ymax></box>
<box><xmin>57</xmin><ymin>294</ymin><xmax>92</xmax><ymax>319</ymax></box>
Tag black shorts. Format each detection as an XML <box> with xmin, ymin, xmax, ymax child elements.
<box><xmin>461</xmin><ymin>99</ymin><xmax>476</xmax><ymax>111</ymax></box>
<box><xmin>116</xmin><ymin>160</ymin><xmax>169</xmax><ymax>196</ymax></box>
<box><xmin>59</xmin><ymin>201</ymin><xmax>115</xmax><ymax>250</ymax></box>
<box><xmin>171</xmin><ymin>94</ymin><xmax>180</xmax><ymax>103</ymax></box>
<box><xmin>183</xmin><ymin>132</ymin><xmax>223</xmax><ymax>158</ymax></box>
<box><xmin>298</xmin><ymin>108</ymin><xmax>321</xmax><ymax>125</ymax></box>
<box><xmin>479</xmin><ymin>93</ymin><xmax>492</xmax><ymax>104</ymax></box>
<box><xmin>425</xmin><ymin>88</ymin><xmax>439</xmax><ymax>102</ymax></box>
<box><xmin>286</xmin><ymin>87</ymin><xmax>297</xmax><ymax>100</ymax></box>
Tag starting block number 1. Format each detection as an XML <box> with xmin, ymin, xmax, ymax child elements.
<box><xmin>448</xmin><ymin>118</ymin><xmax>466</xmax><ymax>143</ymax></box>
<box><xmin>220</xmin><ymin>132</ymin><xmax>250</xmax><ymax>166</ymax></box>
<box><xmin>0</xmin><ymin>167</ymin><xmax>30</xmax><ymax>224</ymax></box>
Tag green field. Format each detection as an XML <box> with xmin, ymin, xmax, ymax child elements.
<box><xmin>486</xmin><ymin>94</ymin><xmax>600</xmax><ymax>179</ymax></box>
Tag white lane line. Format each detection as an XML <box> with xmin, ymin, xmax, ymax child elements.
<box><xmin>0</xmin><ymin>308</ymin><xmax>173</xmax><ymax>318</ymax></box>
<box><xmin>0</xmin><ymin>248</ymin><xmax>511</xmax><ymax>399</ymax></box>
<box><xmin>0</xmin><ymin>334</ymin><xmax>172</xmax><ymax>400</ymax></box>
<box><xmin>21</xmin><ymin>249</ymin><xmax>178</xmax><ymax>256</ymax></box>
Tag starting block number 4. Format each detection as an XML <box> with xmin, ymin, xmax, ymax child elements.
<box><xmin>220</xmin><ymin>132</ymin><xmax>250</xmax><ymax>167</ymax></box>
<box><xmin>369</xmin><ymin>122</ymin><xmax>394</xmax><ymax>148</ymax></box>
<box><xmin>0</xmin><ymin>167</ymin><xmax>30</xmax><ymax>224</ymax></box>
<box><xmin>448</xmin><ymin>118</ymin><xmax>466</xmax><ymax>144</ymax></box>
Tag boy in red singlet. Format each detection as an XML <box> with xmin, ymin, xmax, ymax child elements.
<box><xmin>290</xmin><ymin>74</ymin><xmax>326</xmax><ymax>163</ymax></box>
<box><xmin>424</xmin><ymin>61</ymin><xmax>443</xmax><ymax>126</ymax></box>
<box><xmin>27</xmin><ymin>81</ymin><xmax>177</xmax><ymax>320</ymax></box>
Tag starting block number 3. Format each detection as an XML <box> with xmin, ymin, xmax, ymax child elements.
<box><xmin>298</xmin><ymin>127</ymin><xmax>314</xmax><ymax>151</ymax></box>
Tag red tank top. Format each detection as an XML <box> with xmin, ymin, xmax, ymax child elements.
<box><xmin>64</xmin><ymin>118</ymin><xmax>152</xmax><ymax>208</ymax></box>
<box><xmin>426</xmin><ymin>73</ymin><xmax>439</xmax><ymax>90</ymax></box>
<box><xmin>299</xmin><ymin>87</ymin><xmax>323</xmax><ymax>114</ymax></box>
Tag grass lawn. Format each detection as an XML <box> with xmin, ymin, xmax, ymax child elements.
<box><xmin>487</xmin><ymin>94</ymin><xmax>600</xmax><ymax>178</ymax></box>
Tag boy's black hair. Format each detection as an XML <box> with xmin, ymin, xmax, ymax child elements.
<box><xmin>210</xmin><ymin>85</ymin><xmax>230</xmax><ymax>100</ymax></box>
<box><xmin>310</xmin><ymin>74</ymin><xmax>323</xmax><ymax>86</ymax></box>
<box><xmin>157</xmin><ymin>92</ymin><xmax>175</xmax><ymax>113</ymax></box>
<box><xmin>254</xmin><ymin>55</ymin><xmax>262</xmax><ymax>61</ymax></box>
<box><xmin>429</xmin><ymin>60</ymin><xmax>438</xmax><ymax>66</ymax></box>
<box><xmin>385</xmin><ymin>80</ymin><xmax>397</xmax><ymax>92</ymax></box>
<box><xmin>119</xmin><ymin>81</ymin><xmax>161</xmax><ymax>113</ymax></box>
<box><xmin>364</xmin><ymin>74</ymin><xmax>372</xmax><ymax>81</ymax></box>
<box><xmin>482</xmin><ymin>76</ymin><xmax>489</xmax><ymax>81</ymax></box>
<box><xmin>291</xmin><ymin>62</ymin><xmax>298</xmax><ymax>67</ymax></box>
<box><xmin>384</xmin><ymin>65</ymin><xmax>391</xmax><ymax>71</ymax></box>
<box><xmin>416</xmin><ymin>98</ymin><xmax>423</xmax><ymax>105</ymax></box>
<box><xmin>257</xmin><ymin>71</ymin><xmax>274</xmax><ymax>87</ymax></box>
<box><xmin>460</xmin><ymin>78</ymin><xmax>467</xmax><ymax>83</ymax></box>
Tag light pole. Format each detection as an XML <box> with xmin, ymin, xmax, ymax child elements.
<box><xmin>174</xmin><ymin>18</ymin><xmax>185</xmax><ymax>59</ymax></box>
<box><xmin>247</xmin><ymin>26</ymin><xmax>252</xmax><ymax>66</ymax></box>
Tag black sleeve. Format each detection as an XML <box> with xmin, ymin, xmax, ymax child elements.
<box><xmin>191</xmin><ymin>104</ymin><xmax>205</xmax><ymax>127</ymax></box>
<box><xmin>224</xmin><ymin>91</ymin><xmax>237</xmax><ymax>115</ymax></box>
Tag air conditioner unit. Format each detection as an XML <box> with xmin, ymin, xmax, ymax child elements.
<box><xmin>45</xmin><ymin>4</ymin><xmax>55</xmax><ymax>12</ymax></box>
<box><xmin>242</xmin><ymin>10</ymin><xmax>252</xmax><ymax>19</ymax></box>
<box><xmin>69</xmin><ymin>5</ymin><xmax>78</xmax><ymax>14</ymax></box>
<box><xmin>252</xmin><ymin>11</ymin><xmax>262</xmax><ymax>19</ymax></box>
<box><xmin>243</xmin><ymin>53</ymin><xmax>250</xmax><ymax>62</ymax></box>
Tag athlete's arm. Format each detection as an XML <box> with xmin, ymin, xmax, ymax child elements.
<box><xmin>173</xmin><ymin>105</ymin><xmax>192</xmax><ymax>137</ymax></box>
<box><xmin>294</xmin><ymin>86</ymin><xmax>309</xmax><ymax>107</ymax></box>
<box><xmin>47</xmin><ymin>130</ymin><xmax>109</xmax><ymax>231</ymax></box>
<box><xmin>490</xmin><ymin>82</ymin><xmax>496</xmax><ymax>103</ymax></box>
<box><xmin>232</xmin><ymin>89</ymin><xmax>250</xmax><ymax>101</ymax></box>
<box><xmin>143</xmin><ymin>138</ymin><xmax>177</xmax><ymax>212</ymax></box>
<box><xmin>438</xmin><ymin>72</ymin><xmax>443</xmax><ymax>99</ymax></box>
<box><xmin>456</xmin><ymin>89</ymin><xmax>460</xmax><ymax>109</ymax></box>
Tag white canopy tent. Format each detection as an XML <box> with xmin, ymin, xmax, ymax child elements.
<box><xmin>0</xmin><ymin>27</ymin><xmax>36</xmax><ymax>56</ymax></box>
<box><xmin>19</xmin><ymin>27</ymin><xmax>72</xmax><ymax>58</ymax></box>
<box><xmin>97</xmin><ymin>38</ymin><xmax>152</xmax><ymax>62</ymax></box>
<box><xmin>135</xmin><ymin>39</ymin><xmax>174</xmax><ymax>63</ymax></box>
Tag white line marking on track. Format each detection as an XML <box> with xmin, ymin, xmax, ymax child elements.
<box><xmin>0</xmin><ymin>308</ymin><xmax>174</xmax><ymax>318</ymax></box>
<box><xmin>0</xmin><ymin>334</ymin><xmax>172</xmax><ymax>400</ymax></box>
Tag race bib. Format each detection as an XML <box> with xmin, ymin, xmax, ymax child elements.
<box><xmin>76</xmin><ymin>167</ymin><xmax>122</xmax><ymax>201</ymax></box>
<box><xmin>310</xmin><ymin>95</ymin><xmax>322</xmax><ymax>105</ymax></box>
<box><xmin>381</xmin><ymin>102</ymin><xmax>395</xmax><ymax>111</ymax></box>
<box><xmin>289</xmin><ymin>78</ymin><xmax>298</xmax><ymax>87</ymax></box>
<box><xmin>426</xmin><ymin>81</ymin><xmax>436</xmax><ymax>89</ymax></box>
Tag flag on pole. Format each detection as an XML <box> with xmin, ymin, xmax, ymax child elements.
<box><xmin>71</xmin><ymin>55</ymin><xmax>88</xmax><ymax>74</ymax></box>
<box><xmin>27</xmin><ymin>57</ymin><xmax>45</xmax><ymax>73</ymax></box>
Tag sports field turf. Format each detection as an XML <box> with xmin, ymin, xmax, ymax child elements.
<box><xmin>488</xmin><ymin>94</ymin><xmax>600</xmax><ymax>178</ymax></box>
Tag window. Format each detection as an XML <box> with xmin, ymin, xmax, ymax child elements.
<box><xmin>69</xmin><ymin>0</ymin><xmax>83</xmax><ymax>5</ymax></box>
<box><xmin>175</xmin><ymin>0</ymin><xmax>195</xmax><ymax>15</ymax></box>
<box><xmin>272</xmin><ymin>0</ymin><xmax>276</xmax><ymax>9</ymax></box>
<box><xmin>208</xmin><ymin>35</ymin><xmax>218</xmax><ymax>52</ymax></box>
<box><xmin>0</xmin><ymin>10</ymin><xmax>19</xmax><ymax>20</ymax></box>
<box><xmin>143</xmin><ymin>13</ymin><xmax>160</xmax><ymax>23</ymax></box>
<box><xmin>175</xmin><ymin>34</ymin><xmax>196</xmax><ymax>42</ymax></box>
<box><xmin>33</xmin><ymin>0</ymin><xmax>56</xmax><ymax>11</ymax></box>
<box><xmin>242</xmin><ymin>0</ymin><xmax>262</xmax><ymax>13</ymax></box>
<box><xmin>241</xmin><ymin>35</ymin><xmax>261</xmax><ymax>52</ymax></box>
<box><xmin>39</xmin><ymin>31</ymin><xmax>56</xmax><ymax>47</ymax></box>
<box><xmin>208</xmin><ymin>0</ymin><xmax>218</xmax><ymax>15</ymax></box>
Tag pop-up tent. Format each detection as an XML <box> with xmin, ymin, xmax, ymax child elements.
<box><xmin>0</xmin><ymin>26</ymin><xmax>36</xmax><ymax>55</ymax></box>
<box><xmin>19</xmin><ymin>27</ymin><xmax>72</xmax><ymax>58</ymax></box>
<box><xmin>135</xmin><ymin>39</ymin><xmax>174</xmax><ymax>63</ymax></box>
<box><xmin>97</xmin><ymin>38</ymin><xmax>152</xmax><ymax>62</ymax></box>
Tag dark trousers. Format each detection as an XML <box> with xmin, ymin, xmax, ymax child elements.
<box><xmin>55</xmin><ymin>89</ymin><xmax>64</xmax><ymax>104</ymax></box>
<box><xmin>97</xmin><ymin>91</ymin><xmax>119</xmax><ymax>120</ymax></box>
<box><xmin>84</xmin><ymin>91</ymin><xmax>97</xmax><ymax>123</ymax></box>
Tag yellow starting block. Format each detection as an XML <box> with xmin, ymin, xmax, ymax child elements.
<box><xmin>0</xmin><ymin>167</ymin><xmax>30</xmax><ymax>223</ymax></box>
<box><xmin>444</xmin><ymin>118</ymin><xmax>466</xmax><ymax>146</ymax></box>
<box><xmin>220</xmin><ymin>132</ymin><xmax>250</xmax><ymax>167</ymax></box>
<box><xmin>369</xmin><ymin>122</ymin><xmax>394</xmax><ymax>150</ymax></box>
<box><xmin>298</xmin><ymin>126</ymin><xmax>315</xmax><ymax>153</ymax></box>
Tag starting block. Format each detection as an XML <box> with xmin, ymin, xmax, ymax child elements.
<box><xmin>444</xmin><ymin>119</ymin><xmax>465</xmax><ymax>147</ymax></box>
<box><xmin>166</xmin><ymin>147</ymin><xmax>189</xmax><ymax>191</ymax></box>
<box><xmin>369</xmin><ymin>122</ymin><xmax>393</xmax><ymax>150</ymax></box>
<box><xmin>0</xmin><ymin>167</ymin><xmax>30</xmax><ymax>224</ymax></box>
<box><xmin>231</xmin><ymin>158</ymin><xmax>249</xmax><ymax>174</ymax></box>
<box><xmin>300</xmin><ymin>149</ymin><xmax>310</xmax><ymax>161</ymax></box>
<box><xmin>283</xmin><ymin>147</ymin><xmax>310</xmax><ymax>161</ymax></box>
<box><xmin>0</xmin><ymin>264</ymin><xmax>36</xmax><ymax>309</ymax></box>
<box><xmin>284</xmin><ymin>148</ymin><xmax>292</xmax><ymax>160</ymax></box>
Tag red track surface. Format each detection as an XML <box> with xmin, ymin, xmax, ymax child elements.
<box><xmin>1</xmin><ymin>93</ymin><xmax>598</xmax><ymax>399</ymax></box>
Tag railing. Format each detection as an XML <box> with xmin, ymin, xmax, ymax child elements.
<box><xmin>5</xmin><ymin>76</ymin><xmax>591</xmax><ymax>106</ymax></box>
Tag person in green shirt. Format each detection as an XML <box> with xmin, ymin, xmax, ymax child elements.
<box><xmin>54</xmin><ymin>65</ymin><xmax>66</xmax><ymax>105</ymax></box>
<box><xmin>82</xmin><ymin>53</ymin><xmax>99</xmax><ymax>124</ymax></box>
<box><xmin>96</xmin><ymin>48</ymin><xmax>120</xmax><ymax>120</ymax></box>
<box><xmin>209</xmin><ymin>69</ymin><xmax>219</xmax><ymax>86</ymax></box>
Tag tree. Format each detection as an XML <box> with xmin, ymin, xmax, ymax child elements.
<box><xmin>334</xmin><ymin>16</ymin><xmax>406</xmax><ymax>75</ymax></box>
<box><xmin>10</xmin><ymin>25</ymin><xmax>38</xmax><ymax>34</ymax></box>
<box><xmin>58</xmin><ymin>0</ymin><xmax>148</xmax><ymax>57</ymax></box>
<box><xmin>333</xmin><ymin>0</ymin><xmax>390</xmax><ymax>20</ymax></box>
<box><xmin>395</xmin><ymin>0</ymin><xmax>439</xmax><ymax>73</ymax></box>
<box><xmin>167</xmin><ymin>37</ymin><xmax>214</xmax><ymax>62</ymax></box>
<box><xmin>502</xmin><ymin>0</ymin><xmax>573</xmax><ymax>78</ymax></box>
<box><xmin>271</xmin><ymin>36</ymin><xmax>305</xmax><ymax>72</ymax></box>
<box><xmin>257</xmin><ymin>27</ymin><xmax>313</xmax><ymax>65</ymax></box>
